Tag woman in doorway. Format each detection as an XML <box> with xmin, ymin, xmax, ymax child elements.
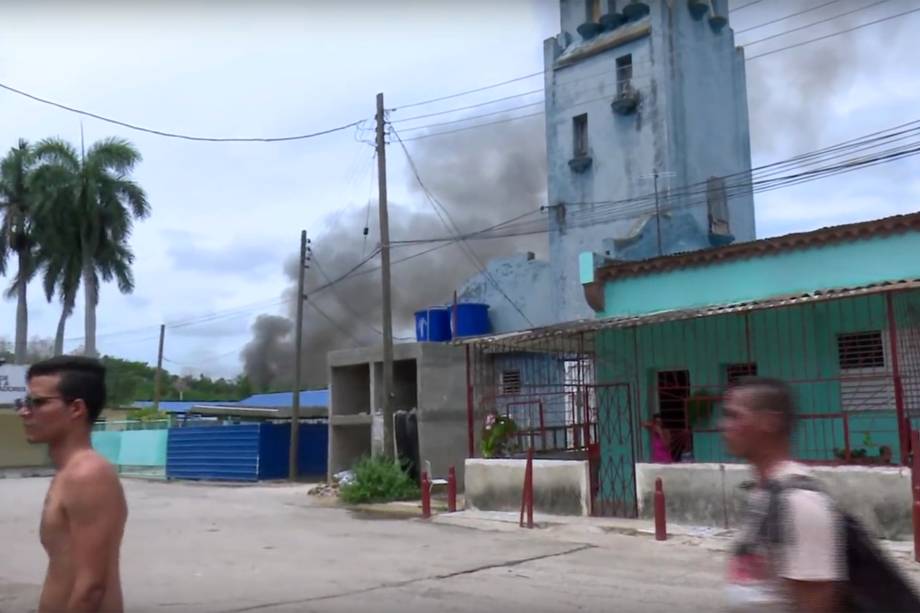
<box><xmin>643</xmin><ymin>413</ymin><xmax>672</xmax><ymax>463</ymax></box>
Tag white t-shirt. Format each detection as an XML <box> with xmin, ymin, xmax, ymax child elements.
<box><xmin>725</xmin><ymin>462</ymin><xmax>846</xmax><ymax>612</ymax></box>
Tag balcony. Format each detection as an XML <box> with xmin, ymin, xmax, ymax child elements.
<box><xmin>611</xmin><ymin>82</ymin><xmax>640</xmax><ymax>115</ymax></box>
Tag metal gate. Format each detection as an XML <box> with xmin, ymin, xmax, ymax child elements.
<box><xmin>465</xmin><ymin>330</ymin><xmax>639</xmax><ymax>518</ymax></box>
<box><xmin>589</xmin><ymin>383</ymin><xmax>638</xmax><ymax>518</ymax></box>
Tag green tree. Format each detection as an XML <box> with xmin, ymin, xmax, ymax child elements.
<box><xmin>0</xmin><ymin>140</ymin><xmax>39</xmax><ymax>363</ymax></box>
<box><xmin>30</xmin><ymin>173</ymin><xmax>83</xmax><ymax>356</ymax></box>
<box><xmin>33</xmin><ymin>137</ymin><xmax>149</xmax><ymax>356</ymax></box>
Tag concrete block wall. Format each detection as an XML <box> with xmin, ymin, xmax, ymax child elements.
<box><xmin>327</xmin><ymin>343</ymin><xmax>469</xmax><ymax>487</ymax></box>
<box><xmin>0</xmin><ymin>411</ymin><xmax>50</xmax><ymax>469</ymax></box>
<box><xmin>636</xmin><ymin>463</ymin><xmax>915</xmax><ymax>540</ymax></box>
<box><xmin>464</xmin><ymin>458</ymin><xmax>591</xmax><ymax>516</ymax></box>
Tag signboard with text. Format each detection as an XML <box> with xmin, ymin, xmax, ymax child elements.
<box><xmin>0</xmin><ymin>364</ymin><xmax>28</xmax><ymax>406</ymax></box>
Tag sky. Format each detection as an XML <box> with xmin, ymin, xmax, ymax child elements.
<box><xmin>1</xmin><ymin>0</ymin><xmax>919</xmax><ymax>380</ymax></box>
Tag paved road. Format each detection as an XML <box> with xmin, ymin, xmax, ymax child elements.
<box><xmin>0</xmin><ymin>477</ymin><xmax>728</xmax><ymax>612</ymax></box>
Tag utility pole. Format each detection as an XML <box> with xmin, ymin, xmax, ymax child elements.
<box><xmin>653</xmin><ymin>172</ymin><xmax>662</xmax><ymax>257</ymax></box>
<box><xmin>376</xmin><ymin>92</ymin><xmax>395</xmax><ymax>460</ymax></box>
<box><xmin>290</xmin><ymin>230</ymin><xmax>309</xmax><ymax>480</ymax></box>
<box><xmin>153</xmin><ymin>324</ymin><xmax>165</xmax><ymax>411</ymax></box>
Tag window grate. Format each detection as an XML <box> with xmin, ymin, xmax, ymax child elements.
<box><xmin>501</xmin><ymin>370</ymin><xmax>522</xmax><ymax>395</ymax></box>
<box><xmin>726</xmin><ymin>363</ymin><xmax>757</xmax><ymax>384</ymax></box>
<box><xmin>837</xmin><ymin>331</ymin><xmax>885</xmax><ymax>370</ymax></box>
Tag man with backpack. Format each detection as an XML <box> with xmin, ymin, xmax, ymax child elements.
<box><xmin>721</xmin><ymin>377</ymin><xmax>920</xmax><ymax>612</ymax></box>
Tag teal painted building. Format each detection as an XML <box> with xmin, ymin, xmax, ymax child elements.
<box><xmin>581</xmin><ymin>213</ymin><xmax>920</xmax><ymax>466</ymax></box>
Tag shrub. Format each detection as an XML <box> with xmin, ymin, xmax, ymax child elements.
<box><xmin>339</xmin><ymin>455</ymin><xmax>420</xmax><ymax>504</ymax></box>
<box><xmin>481</xmin><ymin>413</ymin><xmax>518</xmax><ymax>458</ymax></box>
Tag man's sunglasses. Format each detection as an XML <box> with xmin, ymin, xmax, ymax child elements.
<box><xmin>15</xmin><ymin>395</ymin><xmax>64</xmax><ymax>410</ymax></box>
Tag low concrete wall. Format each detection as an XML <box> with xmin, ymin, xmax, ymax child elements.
<box><xmin>636</xmin><ymin>463</ymin><xmax>914</xmax><ymax>540</ymax></box>
<box><xmin>0</xmin><ymin>411</ymin><xmax>50</xmax><ymax>469</ymax></box>
<box><xmin>464</xmin><ymin>458</ymin><xmax>590</xmax><ymax>516</ymax></box>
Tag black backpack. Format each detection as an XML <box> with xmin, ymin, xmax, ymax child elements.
<box><xmin>756</xmin><ymin>475</ymin><xmax>920</xmax><ymax>612</ymax></box>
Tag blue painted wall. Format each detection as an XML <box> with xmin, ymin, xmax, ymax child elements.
<box><xmin>166</xmin><ymin>423</ymin><xmax>328</xmax><ymax>482</ymax></box>
<box><xmin>597</xmin><ymin>232</ymin><xmax>920</xmax><ymax>319</ymax></box>
<box><xmin>458</xmin><ymin>253</ymin><xmax>556</xmax><ymax>334</ymax></box>
<box><xmin>167</xmin><ymin>424</ymin><xmax>262</xmax><ymax>481</ymax></box>
<box><xmin>547</xmin><ymin>0</ymin><xmax>755</xmax><ymax>323</ymax></box>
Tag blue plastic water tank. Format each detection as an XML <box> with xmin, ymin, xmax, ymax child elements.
<box><xmin>414</xmin><ymin>307</ymin><xmax>452</xmax><ymax>342</ymax></box>
<box><xmin>452</xmin><ymin>303</ymin><xmax>491</xmax><ymax>337</ymax></box>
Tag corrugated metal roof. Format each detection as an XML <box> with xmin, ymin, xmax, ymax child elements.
<box><xmin>597</xmin><ymin>211</ymin><xmax>920</xmax><ymax>281</ymax></box>
<box><xmin>132</xmin><ymin>389</ymin><xmax>329</xmax><ymax>414</ymax></box>
<box><xmin>238</xmin><ymin>390</ymin><xmax>329</xmax><ymax>408</ymax></box>
<box><xmin>455</xmin><ymin>279</ymin><xmax>920</xmax><ymax>347</ymax></box>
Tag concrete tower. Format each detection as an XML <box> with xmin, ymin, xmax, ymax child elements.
<box><xmin>545</xmin><ymin>0</ymin><xmax>756</xmax><ymax>323</ymax></box>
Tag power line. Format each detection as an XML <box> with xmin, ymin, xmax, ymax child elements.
<box><xmin>397</xmin><ymin>101</ymin><xmax>545</xmax><ymax>133</ymax></box>
<box><xmin>391</xmin><ymin>71</ymin><xmax>544</xmax><ymax>111</ymax></box>
<box><xmin>312</xmin><ymin>252</ymin><xmax>412</xmax><ymax>340</ymax></box>
<box><xmin>305</xmin><ymin>300</ymin><xmax>364</xmax><ymax>345</ymax></box>
<box><xmin>392</xmin><ymin>89</ymin><xmax>544</xmax><ymax>124</ymax></box>
<box><xmin>71</xmin><ymin>118</ymin><xmax>920</xmax><ymax>345</ymax></box>
<box><xmin>736</xmin><ymin>0</ymin><xmax>841</xmax><ymax>34</ymax></box>
<box><xmin>741</xmin><ymin>0</ymin><xmax>893</xmax><ymax>47</ymax></box>
<box><xmin>392</xmin><ymin>125</ymin><xmax>535</xmax><ymax>328</ymax></box>
<box><xmin>0</xmin><ymin>80</ymin><xmax>367</xmax><ymax>143</ymax></box>
<box><xmin>747</xmin><ymin>4</ymin><xmax>920</xmax><ymax>60</ymax></box>
<box><xmin>401</xmin><ymin>111</ymin><xmax>544</xmax><ymax>142</ymax></box>
<box><xmin>732</xmin><ymin>0</ymin><xmax>764</xmax><ymax>12</ymax></box>
<box><xmin>393</xmin><ymin>119</ymin><xmax>920</xmax><ymax>244</ymax></box>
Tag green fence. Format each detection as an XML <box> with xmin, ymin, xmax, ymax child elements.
<box><xmin>91</xmin><ymin>426</ymin><xmax>168</xmax><ymax>478</ymax></box>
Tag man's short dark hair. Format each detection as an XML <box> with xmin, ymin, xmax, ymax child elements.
<box><xmin>730</xmin><ymin>376</ymin><xmax>796</xmax><ymax>436</ymax></box>
<box><xmin>27</xmin><ymin>356</ymin><xmax>107</xmax><ymax>423</ymax></box>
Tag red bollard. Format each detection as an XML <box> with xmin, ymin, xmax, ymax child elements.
<box><xmin>421</xmin><ymin>471</ymin><xmax>431</xmax><ymax>519</ymax></box>
<box><xmin>519</xmin><ymin>447</ymin><xmax>534</xmax><ymax>529</ymax></box>
<box><xmin>912</xmin><ymin>430</ymin><xmax>920</xmax><ymax>563</ymax></box>
<box><xmin>447</xmin><ymin>466</ymin><xmax>457</xmax><ymax>513</ymax></box>
<box><xmin>654</xmin><ymin>477</ymin><xmax>667</xmax><ymax>541</ymax></box>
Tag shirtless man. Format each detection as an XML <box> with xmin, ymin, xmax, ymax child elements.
<box><xmin>17</xmin><ymin>356</ymin><xmax>127</xmax><ymax>613</ymax></box>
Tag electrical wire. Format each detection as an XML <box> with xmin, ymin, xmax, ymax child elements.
<box><xmin>732</xmin><ymin>0</ymin><xmax>764</xmax><ymax>12</ymax></box>
<box><xmin>311</xmin><ymin>252</ymin><xmax>411</xmax><ymax>341</ymax></box>
<box><xmin>391</xmin><ymin>125</ymin><xmax>535</xmax><ymax>328</ymax></box>
<box><xmin>747</xmin><ymin>5</ymin><xmax>920</xmax><ymax>60</ymax></box>
<box><xmin>401</xmin><ymin>111</ymin><xmax>545</xmax><ymax>142</ymax></box>
<box><xmin>0</xmin><ymin>80</ymin><xmax>365</xmax><ymax>143</ymax></box>
<box><xmin>391</xmin><ymin>71</ymin><xmax>545</xmax><ymax>111</ymax></box>
<box><xmin>735</xmin><ymin>0</ymin><xmax>841</xmax><ymax>34</ymax></box>
<box><xmin>74</xmin><ymin>117</ymin><xmax>920</xmax><ymax>346</ymax></box>
<box><xmin>304</xmin><ymin>299</ymin><xmax>365</xmax><ymax>345</ymax></box>
<box><xmin>392</xmin><ymin>119</ymin><xmax>920</xmax><ymax>244</ymax></box>
<box><xmin>740</xmin><ymin>0</ymin><xmax>893</xmax><ymax>47</ymax></box>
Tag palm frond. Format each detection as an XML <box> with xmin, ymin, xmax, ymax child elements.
<box><xmin>86</xmin><ymin>138</ymin><xmax>141</xmax><ymax>177</ymax></box>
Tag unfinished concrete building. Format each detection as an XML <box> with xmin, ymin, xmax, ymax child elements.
<box><xmin>327</xmin><ymin>342</ymin><xmax>469</xmax><ymax>486</ymax></box>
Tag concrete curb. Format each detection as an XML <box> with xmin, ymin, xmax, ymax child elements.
<box><xmin>0</xmin><ymin>467</ymin><xmax>54</xmax><ymax>479</ymax></box>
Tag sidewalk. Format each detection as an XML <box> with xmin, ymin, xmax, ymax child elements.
<box><xmin>428</xmin><ymin>508</ymin><xmax>920</xmax><ymax>575</ymax></box>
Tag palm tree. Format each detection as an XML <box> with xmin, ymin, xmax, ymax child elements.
<box><xmin>35</xmin><ymin>221</ymin><xmax>82</xmax><ymax>356</ymax></box>
<box><xmin>34</xmin><ymin>137</ymin><xmax>149</xmax><ymax>356</ymax></box>
<box><xmin>0</xmin><ymin>140</ymin><xmax>39</xmax><ymax>363</ymax></box>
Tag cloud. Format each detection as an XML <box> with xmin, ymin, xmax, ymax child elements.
<box><xmin>165</xmin><ymin>234</ymin><xmax>284</xmax><ymax>279</ymax></box>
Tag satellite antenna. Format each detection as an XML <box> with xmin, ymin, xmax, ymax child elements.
<box><xmin>639</xmin><ymin>170</ymin><xmax>677</xmax><ymax>256</ymax></box>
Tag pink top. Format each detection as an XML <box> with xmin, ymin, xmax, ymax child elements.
<box><xmin>651</xmin><ymin>431</ymin><xmax>672</xmax><ymax>463</ymax></box>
